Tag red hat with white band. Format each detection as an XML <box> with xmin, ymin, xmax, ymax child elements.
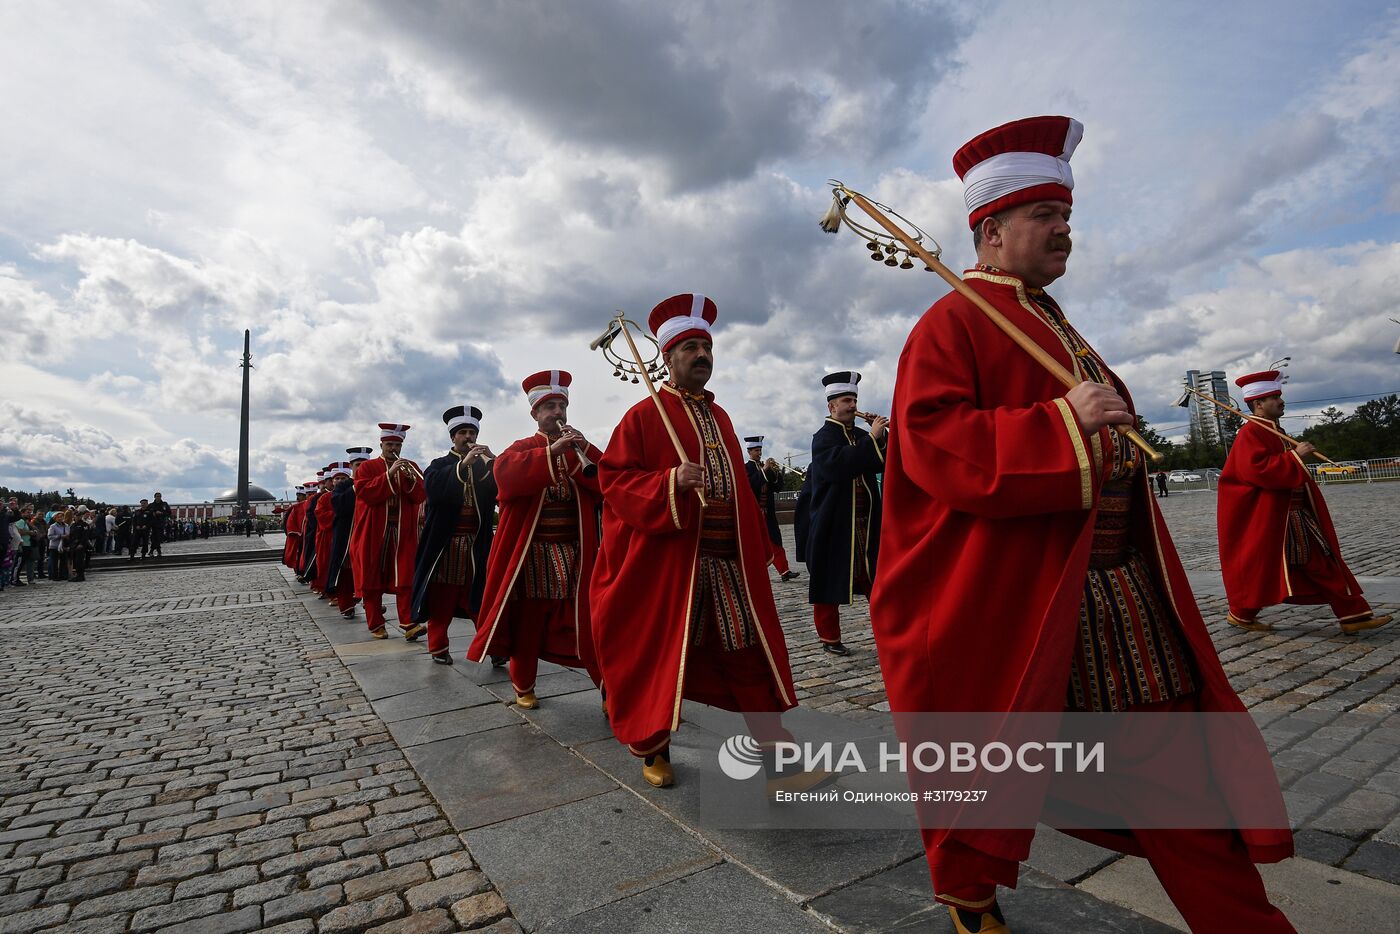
<box><xmin>649</xmin><ymin>293</ymin><xmax>718</xmax><ymax>352</ymax></box>
<box><xmin>1235</xmin><ymin>370</ymin><xmax>1283</xmax><ymax>402</ymax></box>
<box><xmin>522</xmin><ymin>370</ymin><xmax>571</xmax><ymax>411</ymax></box>
<box><xmin>378</xmin><ymin>423</ymin><xmax>410</xmax><ymax>441</ymax></box>
<box><xmin>954</xmin><ymin>115</ymin><xmax>1083</xmax><ymax>229</ymax></box>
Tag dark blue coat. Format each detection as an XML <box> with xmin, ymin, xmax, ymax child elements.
<box><xmin>409</xmin><ymin>451</ymin><xmax>498</xmax><ymax>625</ymax></box>
<box><xmin>325</xmin><ymin>480</ymin><xmax>356</xmax><ymax>589</ymax></box>
<box><xmin>299</xmin><ymin>491</ymin><xmax>320</xmax><ymax>578</ymax></box>
<box><xmin>745</xmin><ymin>459</ymin><xmax>784</xmax><ymax>545</ymax></box>
<box><xmin>794</xmin><ymin>418</ymin><xmax>884</xmax><ymax>606</ymax></box>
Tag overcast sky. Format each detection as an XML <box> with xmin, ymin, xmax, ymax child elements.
<box><xmin>3</xmin><ymin>0</ymin><xmax>1398</xmax><ymax>503</ymax></box>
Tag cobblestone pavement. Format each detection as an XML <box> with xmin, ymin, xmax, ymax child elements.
<box><xmin>0</xmin><ymin>564</ymin><xmax>517</xmax><ymax>934</ymax></box>
<box><xmin>768</xmin><ymin>481</ymin><xmax>1400</xmax><ymax>884</ymax></box>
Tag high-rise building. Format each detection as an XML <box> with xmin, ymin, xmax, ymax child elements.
<box><xmin>1184</xmin><ymin>369</ymin><xmax>1236</xmax><ymax>446</ymax></box>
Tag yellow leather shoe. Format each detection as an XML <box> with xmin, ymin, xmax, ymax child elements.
<box><xmin>370</xmin><ymin>627</ymin><xmax>388</xmax><ymax>640</ymax></box>
<box><xmin>1227</xmin><ymin>612</ymin><xmax>1272</xmax><ymax>632</ymax></box>
<box><xmin>402</xmin><ymin>623</ymin><xmax>427</xmax><ymax>641</ymax></box>
<box><xmin>1340</xmin><ymin>613</ymin><xmax>1393</xmax><ymax>634</ymax></box>
<box><xmin>947</xmin><ymin>903</ymin><xmax>1009</xmax><ymax>934</ymax></box>
<box><xmin>642</xmin><ymin>755</ymin><xmax>675</xmax><ymax>788</ymax></box>
<box><xmin>515</xmin><ymin>691</ymin><xmax>539</xmax><ymax>710</ymax></box>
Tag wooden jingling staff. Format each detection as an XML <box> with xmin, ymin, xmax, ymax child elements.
<box><xmin>1174</xmin><ymin>385</ymin><xmax>1335</xmax><ymax>464</ymax></box>
<box><xmin>590</xmin><ymin>313</ymin><xmax>707</xmax><ymax>506</ymax></box>
<box><xmin>819</xmin><ymin>181</ymin><xmax>1162</xmax><ymax>462</ymax></box>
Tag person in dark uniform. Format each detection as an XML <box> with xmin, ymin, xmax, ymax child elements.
<box><xmin>794</xmin><ymin>371</ymin><xmax>886</xmax><ymax>656</ymax></box>
<box><xmin>408</xmin><ymin>406</ymin><xmax>499</xmax><ymax>661</ymax></box>
<box><xmin>129</xmin><ymin>499</ymin><xmax>150</xmax><ymax>560</ymax></box>
<box><xmin>326</xmin><ymin>449</ymin><xmax>373</xmax><ymax>618</ymax></box>
<box><xmin>743</xmin><ymin>436</ymin><xmax>799</xmax><ymax>582</ymax></box>
<box><xmin>147</xmin><ymin>492</ymin><xmax>172</xmax><ymax>556</ymax></box>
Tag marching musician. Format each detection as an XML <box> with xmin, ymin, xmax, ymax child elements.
<box><xmin>1218</xmin><ymin>371</ymin><xmax>1391</xmax><ymax>635</ymax></box>
<box><xmin>591</xmin><ymin>294</ymin><xmax>798</xmax><ymax>788</ymax></box>
<box><xmin>870</xmin><ymin>116</ymin><xmax>1293</xmax><ymax>933</ymax></box>
<box><xmin>794</xmin><ymin>372</ymin><xmax>885</xmax><ymax>656</ymax></box>
<box><xmin>743</xmin><ymin>436</ymin><xmax>799</xmax><ymax>582</ymax></box>
<box><xmin>467</xmin><ymin>371</ymin><xmax>605</xmax><ymax>707</ymax></box>
<box><xmin>298</xmin><ymin>472</ymin><xmax>326</xmax><ymax>584</ymax></box>
<box><xmin>351</xmin><ymin>424</ymin><xmax>427</xmax><ymax>640</ymax></box>
<box><xmin>325</xmin><ymin>449</ymin><xmax>371</xmax><ymax>619</ymax></box>
<box><xmin>408</xmin><ymin>406</ymin><xmax>498</xmax><ymax>662</ymax></box>
<box><xmin>311</xmin><ymin>468</ymin><xmax>338</xmax><ymax>596</ymax></box>
<box><xmin>281</xmin><ymin>485</ymin><xmax>310</xmax><ymax>571</ymax></box>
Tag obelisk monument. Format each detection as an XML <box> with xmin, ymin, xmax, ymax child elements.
<box><xmin>237</xmin><ymin>329</ymin><xmax>252</xmax><ymax>520</ymax></box>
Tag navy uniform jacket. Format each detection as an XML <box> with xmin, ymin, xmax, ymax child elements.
<box><xmin>300</xmin><ymin>491</ymin><xmax>320</xmax><ymax>577</ymax></box>
<box><xmin>409</xmin><ymin>451</ymin><xmax>498</xmax><ymax>625</ymax></box>
<box><xmin>794</xmin><ymin>418</ymin><xmax>884</xmax><ymax>606</ymax></box>
<box><xmin>744</xmin><ymin>459</ymin><xmax>784</xmax><ymax>546</ymax></box>
<box><xmin>325</xmin><ymin>480</ymin><xmax>356</xmax><ymax>589</ymax></box>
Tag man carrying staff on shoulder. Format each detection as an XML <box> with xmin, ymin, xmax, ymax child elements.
<box><xmin>871</xmin><ymin>115</ymin><xmax>1295</xmax><ymax>934</ymax></box>
<box><xmin>1218</xmin><ymin>370</ymin><xmax>1391</xmax><ymax>635</ymax></box>
<box><xmin>591</xmin><ymin>294</ymin><xmax>801</xmax><ymax>789</ymax></box>
<box><xmin>795</xmin><ymin>371</ymin><xmax>885</xmax><ymax>656</ymax></box>
<box><xmin>468</xmin><ymin>371</ymin><xmax>605</xmax><ymax>708</ymax></box>
<box><xmin>408</xmin><ymin>406</ymin><xmax>498</xmax><ymax>661</ymax></box>
<box><xmin>351</xmin><ymin>424</ymin><xmax>427</xmax><ymax>640</ymax></box>
<box><xmin>743</xmin><ymin>436</ymin><xmax>799</xmax><ymax>583</ymax></box>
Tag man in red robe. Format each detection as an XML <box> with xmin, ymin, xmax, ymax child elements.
<box><xmin>592</xmin><ymin>294</ymin><xmax>797</xmax><ymax>789</ymax></box>
<box><xmin>311</xmin><ymin>467</ymin><xmax>338</xmax><ymax>596</ymax></box>
<box><xmin>351</xmin><ymin>424</ymin><xmax>428</xmax><ymax>639</ymax></box>
<box><xmin>1218</xmin><ymin>371</ymin><xmax>1391</xmax><ymax>635</ymax></box>
<box><xmin>467</xmin><ymin>370</ymin><xmax>604</xmax><ymax>708</ymax></box>
<box><xmin>325</xmin><ymin>450</ymin><xmax>369</xmax><ymax>618</ymax></box>
<box><xmin>281</xmin><ymin>488</ymin><xmax>308</xmax><ymax>569</ymax></box>
<box><xmin>870</xmin><ymin>116</ymin><xmax>1294</xmax><ymax>934</ymax></box>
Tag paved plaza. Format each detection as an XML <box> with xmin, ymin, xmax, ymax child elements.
<box><xmin>1</xmin><ymin>482</ymin><xmax>1397</xmax><ymax>932</ymax></box>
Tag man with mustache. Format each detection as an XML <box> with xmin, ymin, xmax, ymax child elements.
<box><xmin>467</xmin><ymin>371</ymin><xmax>605</xmax><ymax>707</ymax></box>
<box><xmin>871</xmin><ymin>116</ymin><xmax>1294</xmax><ymax>933</ymax></box>
<box><xmin>351</xmin><ymin>424</ymin><xmax>428</xmax><ymax>639</ymax></box>
<box><xmin>408</xmin><ymin>406</ymin><xmax>498</xmax><ymax>661</ymax></box>
<box><xmin>1217</xmin><ymin>371</ymin><xmax>1391</xmax><ymax>635</ymax></box>
<box><xmin>794</xmin><ymin>371</ymin><xmax>885</xmax><ymax>656</ymax></box>
<box><xmin>591</xmin><ymin>294</ymin><xmax>799</xmax><ymax>788</ymax></box>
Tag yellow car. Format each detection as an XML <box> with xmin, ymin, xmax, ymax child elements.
<box><xmin>1315</xmin><ymin>464</ymin><xmax>1363</xmax><ymax>476</ymax></box>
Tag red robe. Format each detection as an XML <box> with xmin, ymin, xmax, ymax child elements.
<box><xmin>591</xmin><ymin>384</ymin><xmax>797</xmax><ymax>747</ymax></box>
<box><xmin>350</xmin><ymin>456</ymin><xmax>427</xmax><ymax>596</ymax></box>
<box><xmin>870</xmin><ymin>269</ymin><xmax>1291</xmax><ymax>872</ymax></box>
<box><xmin>466</xmin><ymin>433</ymin><xmax>604</xmax><ymax>676</ymax></box>
<box><xmin>282</xmin><ymin>500</ymin><xmax>306</xmax><ymax>568</ymax></box>
<box><xmin>312</xmin><ymin>490</ymin><xmax>336</xmax><ymax>592</ymax></box>
<box><xmin>1217</xmin><ymin>420</ymin><xmax>1359</xmax><ymax>608</ymax></box>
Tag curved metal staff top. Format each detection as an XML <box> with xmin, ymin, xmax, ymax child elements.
<box><xmin>820</xmin><ymin>180</ymin><xmax>943</xmax><ymax>271</ymax></box>
<box><xmin>589</xmin><ymin>312</ymin><xmax>705</xmax><ymax>505</ymax></box>
<box><xmin>819</xmin><ymin>179</ymin><xmax>1163</xmax><ymax>462</ymax></box>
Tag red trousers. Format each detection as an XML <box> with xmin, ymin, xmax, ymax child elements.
<box><xmin>770</xmin><ymin>541</ymin><xmax>790</xmax><ymax>575</ymax></box>
<box><xmin>363</xmin><ymin>589</ymin><xmax>413</xmax><ymax>634</ymax></box>
<box><xmin>331</xmin><ymin>571</ymin><xmax>357</xmax><ymax>613</ymax></box>
<box><xmin>506</xmin><ymin>598</ymin><xmax>578</xmax><ymax>695</ymax></box>
<box><xmin>425</xmin><ymin>581</ymin><xmax>471</xmax><ymax>657</ymax></box>
<box><xmin>1230</xmin><ymin>547</ymin><xmax>1371</xmax><ymax>622</ymax></box>
<box><xmin>813</xmin><ymin>604</ymin><xmax>842</xmax><ymax>643</ymax></box>
<box><xmin>925</xmin><ymin>694</ymin><xmax>1294</xmax><ymax>932</ymax></box>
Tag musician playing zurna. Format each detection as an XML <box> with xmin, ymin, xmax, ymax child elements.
<box><xmin>794</xmin><ymin>371</ymin><xmax>885</xmax><ymax>656</ymax></box>
<box><xmin>408</xmin><ymin>406</ymin><xmax>498</xmax><ymax>663</ymax></box>
<box><xmin>467</xmin><ymin>371</ymin><xmax>605</xmax><ymax>708</ymax></box>
<box><xmin>591</xmin><ymin>294</ymin><xmax>797</xmax><ymax>788</ymax></box>
<box><xmin>1217</xmin><ymin>370</ymin><xmax>1391</xmax><ymax>635</ymax></box>
<box><xmin>870</xmin><ymin>116</ymin><xmax>1293</xmax><ymax>934</ymax></box>
<box><xmin>350</xmin><ymin>424</ymin><xmax>427</xmax><ymax>640</ymax></box>
<box><xmin>326</xmin><ymin>448</ymin><xmax>371</xmax><ymax>619</ymax></box>
<box><xmin>743</xmin><ymin>436</ymin><xmax>799</xmax><ymax>582</ymax></box>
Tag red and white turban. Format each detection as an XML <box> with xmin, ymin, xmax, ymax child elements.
<box><xmin>1236</xmin><ymin>370</ymin><xmax>1283</xmax><ymax>402</ymax></box>
<box><xmin>378</xmin><ymin>423</ymin><xmax>410</xmax><ymax>441</ymax></box>
<box><xmin>649</xmin><ymin>293</ymin><xmax>718</xmax><ymax>352</ymax></box>
<box><xmin>522</xmin><ymin>370</ymin><xmax>571</xmax><ymax>410</ymax></box>
<box><xmin>954</xmin><ymin>115</ymin><xmax>1083</xmax><ymax>229</ymax></box>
